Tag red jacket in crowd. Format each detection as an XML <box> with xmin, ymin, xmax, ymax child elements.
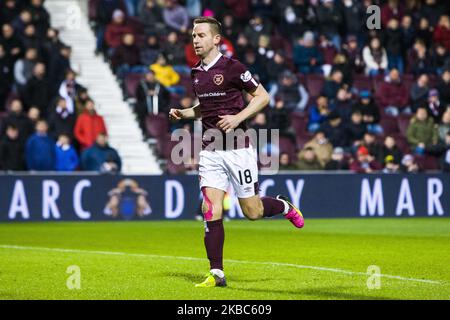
<box><xmin>74</xmin><ymin>110</ymin><xmax>108</xmax><ymax>150</ymax></box>
<box><xmin>105</xmin><ymin>22</ymin><xmax>134</xmax><ymax>49</ymax></box>
<box><xmin>433</xmin><ymin>25</ymin><xmax>450</xmax><ymax>51</ymax></box>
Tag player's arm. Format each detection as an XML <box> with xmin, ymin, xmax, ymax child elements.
<box><xmin>169</xmin><ymin>102</ymin><xmax>201</xmax><ymax>121</ymax></box>
<box><xmin>217</xmin><ymin>84</ymin><xmax>270</xmax><ymax>132</ymax></box>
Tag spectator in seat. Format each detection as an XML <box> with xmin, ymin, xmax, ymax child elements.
<box><xmin>140</xmin><ymin>34</ymin><xmax>162</xmax><ymax>67</ymax></box>
<box><xmin>48</xmin><ymin>97</ymin><xmax>76</xmax><ymax>141</ymax></box>
<box><xmin>138</xmin><ymin>0</ymin><xmax>166</xmax><ymax>36</ymax></box>
<box><xmin>406</xmin><ymin>106</ymin><xmax>439</xmax><ymax>154</ymax></box>
<box><xmin>1</xmin><ymin>99</ymin><xmax>33</xmax><ymax>142</ymax></box>
<box><xmin>0</xmin><ymin>124</ymin><xmax>26</xmax><ymax>171</ymax></box>
<box><xmin>269</xmin><ymin>70</ymin><xmax>308</xmax><ymax>112</ymax></box>
<box><xmin>267</xmin><ymin>98</ymin><xmax>296</xmax><ymax>144</ymax></box>
<box><xmin>0</xmin><ymin>43</ymin><xmax>13</xmax><ymax>111</ymax></box>
<box><xmin>308</xmin><ymin>95</ymin><xmax>331</xmax><ymax>133</ymax></box>
<box><xmin>382</xmin><ymin>154</ymin><xmax>400</xmax><ymax>173</ymax></box>
<box><xmin>265</xmin><ymin>50</ymin><xmax>291</xmax><ymax>88</ymax></box>
<box><xmin>74</xmin><ymin>98</ymin><xmax>108</xmax><ymax>150</ymax></box>
<box><xmin>428</xmin><ymin>131</ymin><xmax>450</xmax><ymax>172</ymax></box>
<box><xmin>244</xmin><ymin>14</ymin><xmax>272</xmax><ymax>49</ymax></box>
<box><xmin>438</xmin><ymin>108</ymin><xmax>450</xmax><ymax>142</ymax></box>
<box><xmin>377</xmin><ymin>135</ymin><xmax>403</xmax><ymax>165</ymax></box>
<box><xmin>22</xmin><ymin>62</ymin><xmax>50</xmax><ymax>117</ymax></box>
<box><xmin>316</xmin><ymin>0</ymin><xmax>343</xmax><ymax>49</ymax></box>
<box><xmin>11</xmin><ymin>9</ymin><xmax>32</xmax><ymax>35</ymax></box>
<box><xmin>427</xmin><ymin>89</ymin><xmax>445</xmax><ymax>123</ymax></box>
<box><xmin>383</xmin><ymin>18</ymin><xmax>404</xmax><ymax>73</ymax></box>
<box><xmin>352</xmin><ymin>90</ymin><xmax>382</xmax><ymax>135</ymax></box>
<box><xmin>28</xmin><ymin>0</ymin><xmax>51</xmax><ymax>37</ymax></box>
<box><xmin>13</xmin><ymin>47</ymin><xmax>38</xmax><ymax>94</ymax></box>
<box><xmin>293</xmin><ymin>31</ymin><xmax>323</xmax><ymax>74</ymax></box>
<box><xmin>345</xmin><ymin>110</ymin><xmax>367</xmax><ymax>145</ymax></box>
<box><xmin>299</xmin><ymin>130</ymin><xmax>333</xmax><ymax>168</ymax></box>
<box><xmin>105</xmin><ymin>9</ymin><xmax>133</xmax><ymax>55</ymax></box>
<box><xmin>150</xmin><ymin>53</ymin><xmax>180</xmax><ymax>91</ymax></box>
<box><xmin>54</xmin><ymin>134</ymin><xmax>79</xmax><ymax>171</ymax></box>
<box><xmin>401</xmin><ymin>15</ymin><xmax>415</xmax><ymax>51</ymax></box>
<box><xmin>1</xmin><ymin>0</ymin><xmax>20</xmax><ymax>23</ymax></box>
<box><xmin>436</xmin><ymin>69</ymin><xmax>450</xmax><ymax>106</ymax></box>
<box><xmin>342</xmin><ymin>35</ymin><xmax>365</xmax><ymax>74</ymax></box>
<box><xmin>321</xmin><ymin>69</ymin><xmax>344</xmax><ymax>104</ymax></box>
<box><xmin>279</xmin><ymin>152</ymin><xmax>297</xmax><ymax>171</ymax></box>
<box><xmin>135</xmin><ymin>70</ymin><xmax>170</xmax><ymax>131</ymax></box>
<box><xmin>25</xmin><ymin>120</ymin><xmax>55</xmax><ymax>171</ymax></box>
<box><xmin>400</xmin><ymin>154</ymin><xmax>420</xmax><ymax>173</ymax></box>
<box><xmin>349</xmin><ymin>145</ymin><xmax>382</xmax><ymax>173</ymax></box>
<box><xmin>410</xmin><ymin>74</ymin><xmax>430</xmax><ymax>112</ymax></box>
<box><xmin>94</xmin><ymin>0</ymin><xmax>127</xmax><ymax>54</ymax></box>
<box><xmin>49</xmin><ymin>46</ymin><xmax>72</xmax><ymax>96</ymax></box>
<box><xmin>81</xmin><ymin>133</ymin><xmax>122</xmax><ymax>173</ymax></box>
<box><xmin>362</xmin><ymin>37</ymin><xmax>388</xmax><ymax>76</ymax></box>
<box><xmin>319</xmin><ymin>110</ymin><xmax>348</xmax><ymax>148</ymax></box>
<box><xmin>380</xmin><ymin>0</ymin><xmax>404</xmax><ymax>28</ymax></box>
<box><xmin>431</xmin><ymin>44</ymin><xmax>450</xmax><ymax>75</ymax></box>
<box><xmin>162</xmin><ymin>0</ymin><xmax>189</xmax><ymax>34</ymax></box>
<box><xmin>407</xmin><ymin>39</ymin><xmax>432</xmax><ymax>76</ymax></box>
<box><xmin>21</xmin><ymin>24</ymin><xmax>40</xmax><ymax>51</ymax></box>
<box><xmin>325</xmin><ymin>147</ymin><xmax>349</xmax><ymax>170</ymax></box>
<box><xmin>0</xmin><ymin>23</ymin><xmax>23</xmax><ymax>62</ymax></box>
<box><xmin>376</xmin><ymin>68</ymin><xmax>409</xmax><ymax>116</ymax></box>
<box><xmin>58</xmin><ymin>69</ymin><xmax>85</xmax><ymax>114</ymax></box>
<box><xmin>162</xmin><ymin>31</ymin><xmax>188</xmax><ymax>73</ymax></box>
<box><xmin>358</xmin><ymin>132</ymin><xmax>381</xmax><ymax>158</ymax></box>
<box><xmin>334</xmin><ymin>87</ymin><xmax>354</xmax><ymax>120</ymax></box>
<box><xmin>112</xmin><ymin>33</ymin><xmax>146</xmax><ymax>80</ymax></box>
<box><xmin>295</xmin><ymin>146</ymin><xmax>322</xmax><ymax>171</ymax></box>
<box><xmin>433</xmin><ymin>15</ymin><xmax>450</xmax><ymax>51</ymax></box>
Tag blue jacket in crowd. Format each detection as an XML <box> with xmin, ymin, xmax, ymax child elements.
<box><xmin>55</xmin><ymin>144</ymin><xmax>79</xmax><ymax>171</ymax></box>
<box><xmin>81</xmin><ymin>143</ymin><xmax>122</xmax><ymax>172</ymax></box>
<box><xmin>25</xmin><ymin>133</ymin><xmax>55</xmax><ymax>171</ymax></box>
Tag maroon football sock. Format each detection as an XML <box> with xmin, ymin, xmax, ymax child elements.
<box><xmin>204</xmin><ymin>219</ymin><xmax>224</xmax><ymax>270</ymax></box>
<box><xmin>261</xmin><ymin>196</ymin><xmax>286</xmax><ymax>218</ymax></box>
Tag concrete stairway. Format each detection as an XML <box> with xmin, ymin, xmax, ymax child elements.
<box><xmin>44</xmin><ymin>0</ymin><xmax>162</xmax><ymax>174</ymax></box>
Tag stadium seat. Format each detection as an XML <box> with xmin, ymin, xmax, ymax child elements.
<box><xmin>124</xmin><ymin>73</ymin><xmax>142</xmax><ymax>98</ymax></box>
<box><xmin>397</xmin><ymin>114</ymin><xmax>412</xmax><ymax>136</ymax></box>
<box><xmin>278</xmin><ymin>136</ymin><xmax>297</xmax><ymax>161</ymax></box>
<box><xmin>415</xmin><ymin>154</ymin><xmax>440</xmax><ymax>171</ymax></box>
<box><xmin>306</xmin><ymin>74</ymin><xmax>325</xmax><ymax>98</ymax></box>
<box><xmin>391</xmin><ymin>133</ymin><xmax>411</xmax><ymax>154</ymax></box>
<box><xmin>145</xmin><ymin>114</ymin><xmax>169</xmax><ymax>139</ymax></box>
<box><xmin>379</xmin><ymin>116</ymin><xmax>399</xmax><ymax>135</ymax></box>
<box><xmin>353</xmin><ymin>74</ymin><xmax>373</xmax><ymax>92</ymax></box>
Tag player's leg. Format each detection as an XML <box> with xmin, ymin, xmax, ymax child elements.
<box><xmin>196</xmin><ymin>150</ymin><xmax>228</xmax><ymax>287</ymax></box>
<box><xmin>226</xmin><ymin>147</ymin><xmax>304</xmax><ymax>228</ymax></box>
<box><xmin>196</xmin><ymin>186</ymin><xmax>227</xmax><ymax>288</ymax></box>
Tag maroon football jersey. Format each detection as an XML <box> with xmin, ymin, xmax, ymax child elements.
<box><xmin>191</xmin><ymin>53</ymin><xmax>260</xmax><ymax>149</ymax></box>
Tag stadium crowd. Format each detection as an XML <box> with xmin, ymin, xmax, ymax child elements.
<box><xmin>1</xmin><ymin>0</ymin><xmax>450</xmax><ymax>174</ymax></box>
<box><xmin>0</xmin><ymin>0</ymin><xmax>122</xmax><ymax>172</ymax></box>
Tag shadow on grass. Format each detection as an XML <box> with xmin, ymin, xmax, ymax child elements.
<box><xmin>159</xmin><ymin>272</ymin><xmax>393</xmax><ymax>299</ymax></box>
<box><xmin>226</xmin><ymin>286</ymin><xmax>394</xmax><ymax>300</ymax></box>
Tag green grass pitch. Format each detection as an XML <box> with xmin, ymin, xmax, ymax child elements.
<box><xmin>0</xmin><ymin>218</ymin><xmax>449</xmax><ymax>300</ymax></box>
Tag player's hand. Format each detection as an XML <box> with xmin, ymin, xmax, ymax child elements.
<box><xmin>169</xmin><ymin>108</ymin><xmax>183</xmax><ymax>121</ymax></box>
<box><xmin>217</xmin><ymin>115</ymin><xmax>242</xmax><ymax>133</ymax></box>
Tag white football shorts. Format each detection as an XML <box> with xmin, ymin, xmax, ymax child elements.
<box><xmin>198</xmin><ymin>146</ymin><xmax>259</xmax><ymax>198</ymax></box>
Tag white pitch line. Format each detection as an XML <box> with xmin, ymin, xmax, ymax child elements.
<box><xmin>0</xmin><ymin>244</ymin><xmax>445</xmax><ymax>286</ymax></box>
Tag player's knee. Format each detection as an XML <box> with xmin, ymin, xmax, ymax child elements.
<box><xmin>242</xmin><ymin>203</ymin><xmax>263</xmax><ymax>221</ymax></box>
<box><xmin>202</xmin><ymin>199</ymin><xmax>222</xmax><ymax>220</ymax></box>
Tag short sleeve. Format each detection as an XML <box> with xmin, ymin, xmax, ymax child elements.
<box><xmin>231</xmin><ymin>60</ymin><xmax>260</xmax><ymax>93</ymax></box>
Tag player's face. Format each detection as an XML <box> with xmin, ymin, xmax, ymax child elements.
<box><xmin>192</xmin><ymin>23</ymin><xmax>220</xmax><ymax>58</ymax></box>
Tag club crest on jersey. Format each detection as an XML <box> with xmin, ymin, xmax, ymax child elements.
<box><xmin>240</xmin><ymin>70</ymin><xmax>252</xmax><ymax>82</ymax></box>
<box><xmin>213</xmin><ymin>74</ymin><xmax>224</xmax><ymax>85</ymax></box>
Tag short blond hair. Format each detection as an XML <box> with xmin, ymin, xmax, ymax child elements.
<box><xmin>193</xmin><ymin>16</ymin><xmax>222</xmax><ymax>35</ymax></box>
